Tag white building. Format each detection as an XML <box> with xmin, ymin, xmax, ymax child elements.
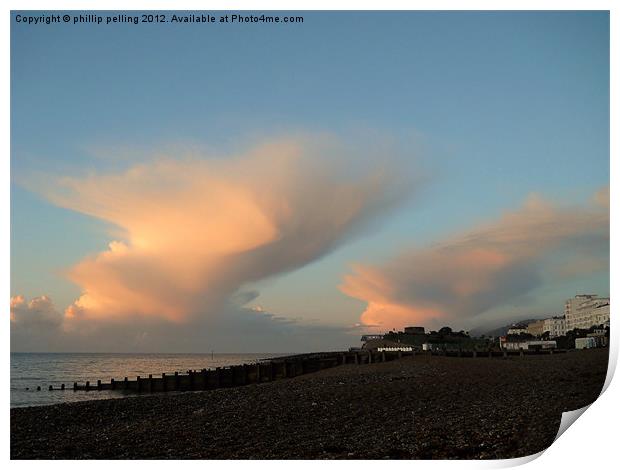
<box><xmin>527</xmin><ymin>320</ymin><xmax>545</xmax><ymax>337</ymax></box>
<box><xmin>543</xmin><ymin>316</ymin><xmax>566</xmax><ymax>338</ymax></box>
<box><xmin>575</xmin><ymin>337</ymin><xmax>597</xmax><ymax>349</ymax></box>
<box><xmin>565</xmin><ymin>295</ymin><xmax>610</xmax><ymax>331</ymax></box>
<box><xmin>590</xmin><ymin>304</ymin><xmax>610</xmax><ymax>327</ymax></box>
<box><xmin>500</xmin><ymin>339</ymin><xmax>557</xmax><ymax>351</ymax></box>
<box><xmin>506</xmin><ymin>325</ymin><xmax>528</xmax><ymax>335</ymax></box>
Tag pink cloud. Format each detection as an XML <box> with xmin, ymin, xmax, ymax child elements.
<box><xmin>340</xmin><ymin>189</ymin><xmax>609</xmax><ymax>330</ymax></box>
<box><xmin>10</xmin><ymin>295</ymin><xmax>62</xmax><ymax>328</ymax></box>
<box><xmin>35</xmin><ymin>137</ymin><xmax>404</xmax><ymax>324</ymax></box>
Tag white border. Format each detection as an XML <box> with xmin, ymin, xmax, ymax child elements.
<box><xmin>3</xmin><ymin>1</ymin><xmax>617</xmax><ymax>468</ymax></box>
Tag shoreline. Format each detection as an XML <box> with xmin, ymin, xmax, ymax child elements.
<box><xmin>11</xmin><ymin>349</ymin><xmax>608</xmax><ymax>459</ymax></box>
<box><xmin>12</xmin><ymin>348</ymin><xmax>571</xmax><ymax>408</ymax></box>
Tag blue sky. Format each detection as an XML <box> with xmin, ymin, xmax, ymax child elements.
<box><xmin>10</xmin><ymin>11</ymin><xmax>609</xmax><ymax>351</ymax></box>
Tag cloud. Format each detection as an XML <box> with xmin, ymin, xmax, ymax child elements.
<box><xmin>30</xmin><ymin>136</ymin><xmax>407</xmax><ymax>328</ymax></box>
<box><xmin>10</xmin><ymin>295</ymin><xmax>63</xmax><ymax>328</ymax></box>
<box><xmin>340</xmin><ymin>189</ymin><xmax>610</xmax><ymax>330</ymax></box>
<box><xmin>10</xmin><ymin>294</ymin><xmax>359</xmax><ymax>353</ymax></box>
<box><xmin>11</xmin><ymin>295</ymin><xmax>65</xmax><ymax>351</ymax></box>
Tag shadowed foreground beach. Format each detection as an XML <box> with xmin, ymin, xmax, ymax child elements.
<box><xmin>11</xmin><ymin>349</ymin><xmax>608</xmax><ymax>459</ymax></box>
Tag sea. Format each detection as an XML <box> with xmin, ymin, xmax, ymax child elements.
<box><xmin>10</xmin><ymin>352</ymin><xmax>285</xmax><ymax>408</ymax></box>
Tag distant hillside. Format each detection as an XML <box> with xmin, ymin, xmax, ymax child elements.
<box><xmin>470</xmin><ymin>319</ymin><xmax>541</xmax><ymax>338</ymax></box>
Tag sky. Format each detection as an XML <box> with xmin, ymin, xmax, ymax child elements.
<box><xmin>10</xmin><ymin>11</ymin><xmax>609</xmax><ymax>352</ymax></box>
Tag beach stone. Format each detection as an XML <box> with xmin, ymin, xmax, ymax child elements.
<box><xmin>10</xmin><ymin>349</ymin><xmax>608</xmax><ymax>460</ymax></box>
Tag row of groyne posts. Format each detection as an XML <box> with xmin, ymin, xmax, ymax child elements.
<box><xmin>43</xmin><ymin>348</ymin><xmax>565</xmax><ymax>393</ymax></box>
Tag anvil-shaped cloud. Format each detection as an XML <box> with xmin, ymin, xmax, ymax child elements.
<box><xmin>340</xmin><ymin>188</ymin><xmax>609</xmax><ymax>330</ymax></box>
<box><xmin>36</xmin><ymin>137</ymin><xmax>404</xmax><ymax>324</ymax></box>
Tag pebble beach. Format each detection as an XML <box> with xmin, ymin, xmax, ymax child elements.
<box><xmin>11</xmin><ymin>348</ymin><xmax>608</xmax><ymax>459</ymax></box>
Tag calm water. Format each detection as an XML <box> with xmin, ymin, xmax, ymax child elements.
<box><xmin>11</xmin><ymin>352</ymin><xmax>285</xmax><ymax>408</ymax></box>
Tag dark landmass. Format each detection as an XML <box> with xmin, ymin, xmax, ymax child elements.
<box><xmin>11</xmin><ymin>349</ymin><xmax>608</xmax><ymax>460</ymax></box>
<box><xmin>470</xmin><ymin>318</ymin><xmax>541</xmax><ymax>338</ymax></box>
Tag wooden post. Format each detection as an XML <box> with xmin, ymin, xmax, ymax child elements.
<box><xmin>97</xmin><ymin>379</ymin><xmax>102</xmax><ymax>391</ymax></box>
<box><xmin>111</xmin><ymin>379</ymin><xmax>115</xmax><ymax>390</ymax></box>
<box><xmin>381</xmin><ymin>351</ymin><xmax>386</xmax><ymax>362</ymax></box>
<box><xmin>255</xmin><ymin>364</ymin><xmax>261</xmax><ymax>382</ymax></box>
<box><xmin>85</xmin><ymin>381</ymin><xmax>90</xmax><ymax>392</ymax></box>
<box><xmin>124</xmin><ymin>377</ymin><xmax>129</xmax><ymax>389</ymax></box>
<box><xmin>215</xmin><ymin>367</ymin><xmax>222</xmax><ymax>388</ymax></box>
<box><xmin>162</xmin><ymin>373</ymin><xmax>167</xmax><ymax>392</ymax></box>
<box><xmin>49</xmin><ymin>385</ymin><xmax>53</xmax><ymax>391</ymax></box>
<box><xmin>136</xmin><ymin>376</ymin><xmax>141</xmax><ymax>392</ymax></box>
<box><xmin>174</xmin><ymin>371</ymin><xmax>179</xmax><ymax>390</ymax></box>
<box><xmin>188</xmin><ymin>370</ymin><xmax>194</xmax><ymax>390</ymax></box>
<box><xmin>73</xmin><ymin>382</ymin><xmax>77</xmax><ymax>391</ymax></box>
<box><xmin>201</xmin><ymin>369</ymin><xmax>208</xmax><ymax>390</ymax></box>
<box><xmin>268</xmin><ymin>362</ymin><xmax>274</xmax><ymax>381</ymax></box>
<box><xmin>148</xmin><ymin>374</ymin><xmax>153</xmax><ymax>392</ymax></box>
<box><xmin>242</xmin><ymin>364</ymin><xmax>249</xmax><ymax>384</ymax></box>
<box><xmin>61</xmin><ymin>383</ymin><xmax>65</xmax><ymax>390</ymax></box>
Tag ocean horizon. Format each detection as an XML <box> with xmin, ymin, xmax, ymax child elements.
<box><xmin>10</xmin><ymin>352</ymin><xmax>288</xmax><ymax>408</ymax></box>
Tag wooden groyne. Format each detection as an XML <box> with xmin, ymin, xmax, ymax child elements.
<box><xmin>44</xmin><ymin>348</ymin><xmax>566</xmax><ymax>393</ymax></box>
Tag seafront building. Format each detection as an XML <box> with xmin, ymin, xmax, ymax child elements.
<box><xmin>575</xmin><ymin>337</ymin><xmax>597</xmax><ymax>349</ymax></box>
<box><xmin>404</xmin><ymin>326</ymin><xmax>425</xmax><ymax>335</ymax></box>
<box><xmin>590</xmin><ymin>304</ymin><xmax>610</xmax><ymax>327</ymax></box>
<box><xmin>533</xmin><ymin>295</ymin><xmax>610</xmax><ymax>338</ymax></box>
<box><xmin>542</xmin><ymin>316</ymin><xmax>566</xmax><ymax>338</ymax></box>
<box><xmin>360</xmin><ymin>334</ymin><xmax>383</xmax><ymax>342</ymax></box>
<box><xmin>506</xmin><ymin>325</ymin><xmax>528</xmax><ymax>335</ymax></box>
<box><xmin>361</xmin><ymin>294</ymin><xmax>610</xmax><ymax>351</ymax></box>
<box><xmin>500</xmin><ymin>339</ymin><xmax>557</xmax><ymax>351</ymax></box>
<box><xmin>526</xmin><ymin>320</ymin><xmax>545</xmax><ymax>337</ymax></box>
<box><xmin>361</xmin><ymin>325</ymin><xmax>489</xmax><ymax>351</ymax></box>
<box><xmin>564</xmin><ymin>295</ymin><xmax>610</xmax><ymax>331</ymax></box>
